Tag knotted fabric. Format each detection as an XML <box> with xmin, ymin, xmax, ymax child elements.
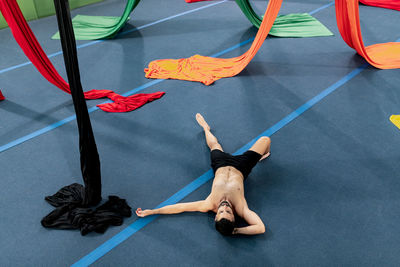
<box><xmin>0</xmin><ymin>0</ymin><xmax>164</xmax><ymax>112</ymax></box>
<box><xmin>145</xmin><ymin>0</ymin><xmax>283</xmax><ymax>85</ymax></box>
<box><xmin>359</xmin><ymin>0</ymin><xmax>400</xmax><ymax>11</ymax></box>
<box><xmin>335</xmin><ymin>0</ymin><xmax>400</xmax><ymax>69</ymax></box>
<box><xmin>0</xmin><ymin>90</ymin><xmax>4</xmax><ymax>101</ymax></box>
<box><xmin>52</xmin><ymin>0</ymin><xmax>141</xmax><ymax>40</ymax></box>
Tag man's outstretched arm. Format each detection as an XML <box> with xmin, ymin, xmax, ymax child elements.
<box><xmin>136</xmin><ymin>200</ymin><xmax>212</xmax><ymax>217</ymax></box>
<box><xmin>234</xmin><ymin>208</ymin><xmax>265</xmax><ymax>235</ymax></box>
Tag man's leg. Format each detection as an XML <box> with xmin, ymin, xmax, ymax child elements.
<box><xmin>196</xmin><ymin>113</ymin><xmax>223</xmax><ymax>151</ymax></box>
<box><xmin>249</xmin><ymin>136</ymin><xmax>271</xmax><ymax>161</ymax></box>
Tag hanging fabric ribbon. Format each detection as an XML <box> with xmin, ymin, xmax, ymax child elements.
<box><xmin>335</xmin><ymin>0</ymin><xmax>400</xmax><ymax>69</ymax></box>
<box><xmin>52</xmin><ymin>0</ymin><xmax>141</xmax><ymax>40</ymax></box>
<box><xmin>41</xmin><ymin>0</ymin><xmax>132</xmax><ymax>236</ymax></box>
<box><xmin>144</xmin><ymin>0</ymin><xmax>283</xmax><ymax>85</ymax></box>
<box><xmin>0</xmin><ymin>0</ymin><xmax>164</xmax><ymax>113</ymax></box>
<box><xmin>390</xmin><ymin>115</ymin><xmax>400</xmax><ymax>130</ymax></box>
<box><xmin>0</xmin><ymin>90</ymin><xmax>5</xmax><ymax>101</ymax></box>
<box><xmin>359</xmin><ymin>0</ymin><xmax>400</xmax><ymax>11</ymax></box>
<box><xmin>234</xmin><ymin>0</ymin><xmax>333</xmax><ymax>37</ymax></box>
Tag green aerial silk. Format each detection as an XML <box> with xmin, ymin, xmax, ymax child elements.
<box><xmin>270</xmin><ymin>13</ymin><xmax>333</xmax><ymax>37</ymax></box>
<box><xmin>52</xmin><ymin>0</ymin><xmax>141</xmax><ymax>40</ymax></box>
<box><xmin>235</xmin><ymin>0</ymin><xmax>333</xmax><ymax>37</ymax></box>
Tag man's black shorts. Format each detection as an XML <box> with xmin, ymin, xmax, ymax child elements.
<box><xmin>210</xmin><ymin>149</ymin><xmax>262</xmax><ymax>179</ymax></box>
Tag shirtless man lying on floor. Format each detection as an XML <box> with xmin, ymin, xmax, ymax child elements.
<box><xmin>136</xmin><ymin>113</ymin><xmax>271</xmax><ymax>235</ymax></box>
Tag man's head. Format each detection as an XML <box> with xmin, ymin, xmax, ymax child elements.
<box><xmin>215</xmin><ymin>200</ymin><xmax>235</xmax><ymax>235</ymax></box>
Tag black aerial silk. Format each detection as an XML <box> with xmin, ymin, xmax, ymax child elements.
<box><xmin>41</xmin><ymin>0</ymin><xmax>131</xmax><ymax>235</ymax></box>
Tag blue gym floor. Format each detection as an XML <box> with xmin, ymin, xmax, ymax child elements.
<box><xmin>0</xmin><ymin>0</ymin><xmax>399</xmax><ymax>266</ymax></box>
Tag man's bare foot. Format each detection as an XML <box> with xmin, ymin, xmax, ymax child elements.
<box><xmin>196</xmin><ymin>113</ymin><xmax>211</xmax><ymax>131</ymax></box>
<box><xmin>259</xmin><ymin>152</ymin><xmax>270</xmax><ymax>161</ymax></box>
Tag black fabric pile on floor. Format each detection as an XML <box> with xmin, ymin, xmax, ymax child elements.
<box><xmin>41</xmin><ymin>0</ymin><xmax>131</xmax><ymax>235</ymax></box>
<box><xmin>42</xmin><ymin>185</ymin><xmax>131</xmax><ymax>235</ymax></box>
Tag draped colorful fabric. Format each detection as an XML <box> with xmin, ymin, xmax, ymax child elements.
<box><xmin>145</xmin><ymin>0</ymin><xmax>283</xmax><ymax>85</ymax></box>
<box><xmin>359</xmin><ymin>0</ymin><xmax>400</xmax><ymax>11</ymax></box>
<box><xmin>390</xmin><ymin>115</ymin><xmax>400</xmax><ymax>130</ymax></box>
<box><xmin>0</xmin><ymin>90</ymin><xmax>4</xmax><ymax>101</ymax></box>
<box><xmin>52</xmin><ymin>0</ymin><xmax>141</xmax><ymax>40</ymax></box>
<box><xmin>235</xmin><ymin>0</ymin><xmax>333</xmax><ymax>37</ymax></box>
<box><xmin>188</xmin><ymin>0</ymin><xmax>333</xmax><ymax>38</ymax></box>
<box><xmin>269</xmin><ymin>13</ymin><xmax>333</xmax><ymax>38</ymax></box>
<box><xmin>0</xmin><ymin>0</ymin><xmax>164</xmax><ymax>112</ymax></box>
<box><xmin>335</xmin><ymin>0</ymin><xmax>400</xmax><ymax>69</ymax></box>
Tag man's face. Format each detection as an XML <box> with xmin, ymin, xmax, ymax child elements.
<box><xmin>215</xmin><ymin>201</ymin><xmax>235</xmax><ymax>222</ymax></box>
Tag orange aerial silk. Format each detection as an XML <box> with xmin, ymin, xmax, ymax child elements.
<box><xmin>336</xmin><ymin>0</ymin><xmax>400</xmax><ymax>69</ymax></box>
<box><xmin>145</xmin><ymin>0</ymin><xmax>283</xmax><ymax>85</ymax></box>
<box><xmin>359</xmin><ymin>0</ymin><xmax>400</xmax><ymax>11</ymax></box>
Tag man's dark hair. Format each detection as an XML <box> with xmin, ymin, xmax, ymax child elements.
<box><xmin>215</xmin><ymin>218</ymin><xmax>235</xmax><ymax>236</ymax></box>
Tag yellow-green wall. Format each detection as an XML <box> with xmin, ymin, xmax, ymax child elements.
<box><xmin>0</xmin><ymin>0</ymin><xmax>104</xmax><ymax>29</ymax></box>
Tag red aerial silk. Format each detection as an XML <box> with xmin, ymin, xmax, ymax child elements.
<box><xmin>145</xmin><ymin>0</ymin><xmax>283</xmax><ymax>85</ymax></box>
<box><xmin>359</xmin><ymin>0</ymin><xmax>400</xmax><ymax>11</ymax></box>
<box><xmin>336</xmin><ymin>0</ymin><xmax>400</xmax><ymax>69</ymax></box>
<box><xmin>0</xmin><ymin>90</ymin><xmax>5</xmax><ymax>101</ymax></box>
<box><xmin>0</xmin><ymin>0</ymin><xmax>165</xmax><ymax>112</ymax></box>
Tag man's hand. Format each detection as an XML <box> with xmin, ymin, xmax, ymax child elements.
<box><xmin>135</xmin><ymin>208</ymin><xmax>153</xmax><ymax>217</ymax></box>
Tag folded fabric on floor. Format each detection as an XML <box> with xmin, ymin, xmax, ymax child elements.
<box><xmin>390</xmin><ymin>115</ymin><xmax>400</xmax><ymax>130</ymax></box>
<box><xmin>0</xmin><ymin>0</ymin><xmax>164</xmax><ymax>112</ymax></box>
<box><xmin>41</xmin><ymin>185</ymin><xmax>132</xmax><ymax>236</ymax></box>
<box><xmin>52</xmin><ymin>0</ymin><xmax>141</xmax><ymax>40</ymax></box>
<box><xmin>359</xmin><ymin>0</ymin><xmax>400</xmax><ymax>11</ymax></box>
<box><xmin>39</xmin><ymin>0</ymin><xmax>131</xmax><ymax>235</ymax></box>
<box><xmin>336</xmin><ymin>0</ymin><xmax>400</xmax><ymax>69</ymax></box>
<box><xmin>235</xmin><ymin>0</ymin><xmax>333</xmax><ymax>37</ymax></box>
<box><xmin>0</xmin><ymin>90</ymin><xmax>4</xmax><ymax>101</ymax></box>
<box><xmin>144</xmin><ymin>0</ymin><xmax>283</xmax><ymax>85</ymax></box>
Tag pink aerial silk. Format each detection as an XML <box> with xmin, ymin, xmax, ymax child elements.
<box><xmin>359</xmin><ymin>0</ymin><xmax>400</xmax><ymax>11</ymax></box>
<box><xmin>0</xmin><ymin>0</ymin><xmax>164</xmax><ymax>112</ymax></box>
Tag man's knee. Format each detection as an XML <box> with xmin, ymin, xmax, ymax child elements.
<box><xmin>209</xmin><ymin>140</ymin><xmax>222</xmax><ymax>151</ymax></box>
<box><xmin>258</xmin><ymin>136</ymin><xmax>271</xmax><ymax>146</ymax></box>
